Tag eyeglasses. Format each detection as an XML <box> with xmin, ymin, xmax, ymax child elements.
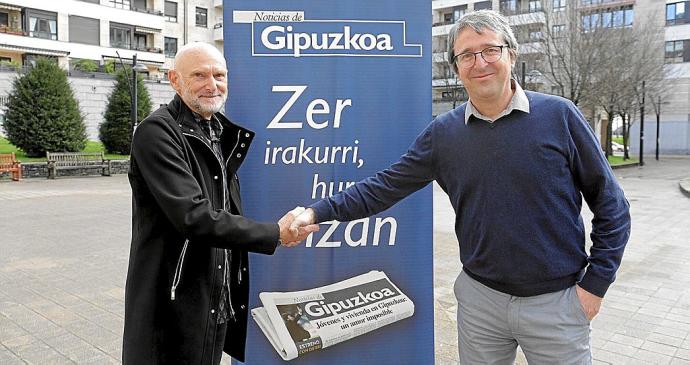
<box><xmin>453</xmin><ymin>45</ymin><xmax>509</xmax><ymax>69</ymax></box>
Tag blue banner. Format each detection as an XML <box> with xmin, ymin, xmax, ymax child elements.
<box><xmin>225</xmin><ymin>3</ymin><xmax>432</xmax><ymax>364</ymax></box>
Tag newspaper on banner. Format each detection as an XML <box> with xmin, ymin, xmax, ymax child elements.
<box><xmin>251</xmin><ymin>271</ymin><xmax>415</xmax><ymax>361</ymax></box>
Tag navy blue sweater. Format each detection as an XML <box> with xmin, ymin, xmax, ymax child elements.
<box><xmin>311</xmin><ymin>91</ymin><xmax>630</xmax><ymax>298</ymax></box>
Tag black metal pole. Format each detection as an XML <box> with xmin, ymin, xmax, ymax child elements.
<box><xmin>521</xmin><ymin>61</ymin><xmax>526</xmax><ymax>87</ymax></box>
<box><xmin>639</xmin><ymin>81</ymin><xmax>644</xmax><ymax>166</ymax></box>
<box><xmin>131</xmin><ymin>54</ymin><xmax>138</xmax><ymax>134</ymax></box>
<box><xmin>656</xmin><ymin>96</ymin><xmax>660</xmax><ymax>161</ymax></box>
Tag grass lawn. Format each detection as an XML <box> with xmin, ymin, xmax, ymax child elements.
<box><xmin>608</xmin><ymin>155</ymin><xmax>638</xmax><ymax>166</ymax></box>
<box><xmin>612</xmin><ymin>137</ymin><xmax>624</xmax><ymax>144</ymax></box>
<box><xmin>0</xmin><ymin>136</ymin><xmax>128</xmax><ymax>162</ymax></box>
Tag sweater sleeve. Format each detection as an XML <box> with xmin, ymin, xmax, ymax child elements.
<box><xmin>131</xmin><ymin>118</ymin><xmax>279</xmax><ymax>254</ymax></box>
<box><xmin>566</xmin><ymin>103</ymin><xmax>631</xmax><ymax>297</ymax></box>
<box><xmin>310</xmin><ymin>124</ymin><xmax>436</xmax><ymax>223</ymax></box>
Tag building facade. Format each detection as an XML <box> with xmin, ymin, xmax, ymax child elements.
<box><xmin>0</xmin><ymin>0</ymin><xmax>222</xmax><ymax>140</ymax></box>
<box><xmin>0</xmin><ymin>0</ymin><xmax>223</xmax><ymax>79</ymax></box>
<box><xmin>432</xmin><ymin>0</ymin><xmax>690</xmax><ymax>155</ymax></box>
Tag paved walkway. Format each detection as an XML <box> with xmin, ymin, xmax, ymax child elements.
<box><xmin>0</xmin><ymin>157</ymin><xmax>688</xmax><ymax>364</ymax></box>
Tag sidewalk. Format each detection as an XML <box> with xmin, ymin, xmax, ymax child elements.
<box><xmin>0</xmin><ymin>157</ymin><xmax>689</xmax><ymax>364</ymax></box>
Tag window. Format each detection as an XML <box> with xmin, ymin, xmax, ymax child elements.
<box><xmin>553</xmin><ymin>0</ymin><xmax>566</xmax><ymax>11</ymax></box>
<box><xmin>0</xmin><ymin>12</ymin><xmax>8</xmax><ymax>27</ymax></box>
<box><xmin>528</xmin><ymin>29</ymin><xmax>542</xmax><ymax>40</ymax></box>
<box><xmin>132</xmin><ymin>0</ymin><xmax>146</xmax><ymax>10</ymax></box>
<box><xmin>196</xmin><ymin>7</ymin><xmax>207</xmax><ymax>27</ymax></box>
<box><xmin>110</xmin><ymin>0</ymin><xmax>131</xmax><ymax>9</ymax></box>
<box><xmin>624</xmin><ymin>7</ymin><xmax>633</xmax><ymax>27</ymax></box>
<box><xmin>582</xmin><ymin>5</ymin><xmax>633</xmax><ymax>31</ymax></box>
<box><xmin>453</xmin><ymin>5</ymin><xmax>467</xmax><ymax>21</ymax></box>
<box><xmin>552</xmin><ymin>24</ymin><xmax>565</xmax><ymax>36</ymax></box>
<box><xmin>500</xmin><ymin>0</ymin><xmax>517</xmax><ymax>14</ymax></box>
<box><xmin>165</xmin><ymin>1</ymin><xmax>177</xmax><ymax>22</ymax></box>
<box><xmin>26</xmin><ymin>9</ymin><xmax>57</xmax><ymax>40</ymax></box>
<box><xmin>69</xmin><ymin>16</ymin><xmax>100</xmax><ymax>45</ymax></box>
<box><xmin>443</xmin><ymin>13</ymin><xmax>453</xmax><ymax>24</ymax></box>
<box><xmin>529</xmin><ymin>0</ymin><xmax>542</xmax><ymax>12</ymax></box>
<box><xmin>474</xmin><ymin>1</ymin><xmax>492</xmax><ymax>11</ymax></box>
<box><xmin>165</xmin><ymin>36</ymin><xmax>177</xmax><ymax>57</ymax></box>
<box><xmin>110</xmin><ymin>23</ymin><xmax>133</xmax><ymax>49</ymax></box>
<box><xmin>665</xmin><ymin>40</ymin><xmax>688</xmax><ymax>63</ymax></box>
<box><xmin>134</xmin><ymin>33</ymin><xmax>147</xmax><ymax>50</ymax></box>
<box><xmin>667</xmin><ymin>2</ymin><xmax>688</xmax><ymax>26</ymax></box>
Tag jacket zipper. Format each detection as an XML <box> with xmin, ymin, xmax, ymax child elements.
<box><xmin>171</xmin><ymin>239</ymin><xmax>189</xmax><ymax>300</ymax></box>
<box><xmin>181</xmin><ymin>131</ymin><xmax>237</xmax><ymax>319</ymax></box>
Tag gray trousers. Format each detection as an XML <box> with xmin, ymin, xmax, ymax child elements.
<box><xmin>454</xmin><ymin>270</ymin><xmax>592</xmax><ymax>365</ymax></box>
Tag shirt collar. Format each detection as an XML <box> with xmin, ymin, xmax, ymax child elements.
<box><xmin>464</xmin><ymin>79</ymin><xmax>530</xmax><ymax>124</ymax></box>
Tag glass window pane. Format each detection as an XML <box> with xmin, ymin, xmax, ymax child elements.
<box><xmin>678</xmin><ymin>3</ymin><xmax>685</xmax><ymax>18</ymax></box>
<box><xmin>624</xmin><ymin>9</ymin><xmax>633</xmax><ymax>26</ymax></box>
<box><xmin>667</xmin><ymin>5</ymin><xmax>675</xmax><ymax>21</ymax></box>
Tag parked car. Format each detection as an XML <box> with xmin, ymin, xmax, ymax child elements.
<box><xmin>611</xmin><ymin>141</ymin><xmax>624</xmax><ymax>153</ymax></box>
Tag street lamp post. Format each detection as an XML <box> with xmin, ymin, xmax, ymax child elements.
<box><xmin>655</xmin><ymin>96</ymin><xmax>661</xmax><ymax>161</ymax></box>
<box><xmin>639</xmin><ymin>81</ymin><xmax>645</xmax><ymax>166</ymax></box>
<box><xmin>130</xmin><ymin>54</ymin><xmax>148</xmax><ymax>134</ymax></box>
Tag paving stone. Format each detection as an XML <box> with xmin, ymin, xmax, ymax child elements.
<box><xmin>3</xmin><ymin>156</ymin><xmax>690</xmax><ymax>365</ymax></box>
<box><xmin>634</xmin><ymin>348</ymin><xmax>673</xmax><ymax>364</ymax></box>
<box><xmin>641</xmin><ymin>339</ymin><xmax>678</xmax><ymax>356</ymax></box>
<box><xmin>610</xmin><ymin>333</ymin><xmax>645</xmax><ymax>348</ymax></box>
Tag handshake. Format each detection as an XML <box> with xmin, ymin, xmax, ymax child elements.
<box><xmin>277</xmin><ymin>207</ymin><xmax>319</xmax><ymax>247</ymax></box>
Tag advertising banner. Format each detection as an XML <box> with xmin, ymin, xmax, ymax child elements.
<box><xmin>225</xmin><ymin>2</ymin><xmax>432</xmax><ymax>364</ymax></box>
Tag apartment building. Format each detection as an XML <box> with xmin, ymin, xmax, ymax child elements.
<box><xmin>0</xmin><ymin>0</ymin><xmax>223</xmax><ymax>79</ymax></box>
<box><xmin>432</xmin><ymin>0</ymin><xmax>690</xmax><ymax>154</ymax></box>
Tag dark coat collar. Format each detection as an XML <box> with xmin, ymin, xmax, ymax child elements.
<box><xmin>167</xmin><ymin>93</ymin><xmax>255</xmax><ymax>171</ymax></box>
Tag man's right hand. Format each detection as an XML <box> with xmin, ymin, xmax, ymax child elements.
<box><xmin>278</xmin><ymin>207</ymin><xmax>319</xmax><ymax>247</ymax></box>
<box><xmin>290</xmin><ymin>208</ymin><xmax>316</xmax><ymax>231</ymax></box>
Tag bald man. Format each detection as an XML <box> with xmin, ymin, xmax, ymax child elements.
<box><xmin>123</xmin><ymin>42</ymin><xmax>316</xmax><ymax>364</ymax></box>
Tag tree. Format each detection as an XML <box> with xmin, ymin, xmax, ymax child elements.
<box><xmin>99</xmin><ymin>68</ymin><xmax>152</xmax><ymax>154</ymax></box>
<box><xmin>589</xmin><ymin>13</ymin><xmax>666</xmax><ymax>158</ymax></box>
<box><xmin>2</xmin><ymin>58</ymin><xmax>86</xmax><ymax>157</ymax></box>
<box><xmin>435</xmin><ymin>53</ymin><xmax>466</xmax><ymax>110</ymax></box>
<box><xmin>535</xmin><ymin>3</ymin><xmax>666</xmax><ymax>157</ymax></box>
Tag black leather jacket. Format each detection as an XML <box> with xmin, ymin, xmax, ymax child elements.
<box><xmin>123</xmin><ymin>94</ymin><xmax>279</xmax><ymax>364</ymax></box>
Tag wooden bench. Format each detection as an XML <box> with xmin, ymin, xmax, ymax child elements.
<box><xmin>0</xmin><ymin>152</ymin><xmax>21</xmax><ymax>181</ymax></box>
<box><xmin>46</xmin><ymin>152</ymin><xmax>112</xmax><ymax>179</ymax></box>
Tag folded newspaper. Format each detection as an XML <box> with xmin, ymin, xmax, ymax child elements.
<box><xmin>251</xmin><ymin>270</ymin><xmax>415</xmax><ymax>361</ymax></box>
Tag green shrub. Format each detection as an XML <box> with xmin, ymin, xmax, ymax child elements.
<box><xmin>0</xmin><ymin>60</ymin><xmax>20</xmax><ymax>71</ymax></box>
<box><xmin>73</xmin><ymin>59</ymin><xmax>99</xmax><ymax>72</ymax></box>
<box><xmin>103</xmin><ymin>60</ymin><xmax>116</xmax><ymax>74</ymax></box>
<box><xmin>99</xmin><ymin>68</ymin><xmax>151</xmax><ymax>154</ymax></box>
<box><xmin>2</xmin><ymin>58</ymin><xmax>86</xmax><ymax>157</ymax></box>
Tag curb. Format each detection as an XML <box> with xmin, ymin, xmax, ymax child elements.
<box><xmin>611</xmin><ymin>162</ymin><xmax>640</xmax><ymax>170</ymax></box>
<box><xmin>680</xmin><ymin>179</ymin><xmax>690</xmax><ymax>198</ymax></box>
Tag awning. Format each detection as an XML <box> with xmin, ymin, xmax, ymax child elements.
<box><xmin>0</xmin><ymin>3</ymin><xmax>22</xmax><ymax>12</ymax></box>
<box><xmin>0</xmin><ymin>44</ymin><xmax>70</xmax><ymax>57</ymax></box>
<box><xmin>135</xmin><ymin>26</ymin><xmax>162</xmax><ymax>34</ymax></box>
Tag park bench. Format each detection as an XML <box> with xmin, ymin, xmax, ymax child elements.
<box><xmin>46</xmin><ymin>152</ymin><xmax>112</xmax><ymax>179</ymax></box>
<box><xmin>0</xmin><ymin>152</ymin><xmax>21</xmax><ymax>181</ymax></box>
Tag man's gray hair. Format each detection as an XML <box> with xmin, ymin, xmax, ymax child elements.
<box><xmin>446</xmin><ymin>10</ymin><xmax>519</xmax><ymax>73</ymax></box>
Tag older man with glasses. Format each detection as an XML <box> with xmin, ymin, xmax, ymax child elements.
<box><xmin>290</xmin><ymin>10</ymin><xmax>630</xmax><ymax>364</ymax></box>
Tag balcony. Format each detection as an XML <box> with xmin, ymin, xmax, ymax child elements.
<box><xmin>130</xmin><ymin>7</ymin><xmax>164</xmax><ymax>16</ymax></box>
<box><xmin>506</xmin><ymin>11</ymin><xmax>545</xmax><ymax>26</ymax></box>
<box><xmin>433</xmin><ymin>0</ymin><xmax>472</xmax><ymax>11</ymax></box>
<box><xmin>433</xmin><ymin>52</ymin><xmax>447</xmax><ymax>63</ymax></box>
<box><xmin>0</xmin><ymin>26</ymin><xmax>24</xmax><ymax>36</ymax></box>
<box><xmin>213</xmin><ymin>23</ymin><xmax>223</xmax><ymax>41</ymax></box>
<box><xmin>433</xmin><ymin>23</ymin><xmax>454</xmax><ymax>37</ymax></box>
